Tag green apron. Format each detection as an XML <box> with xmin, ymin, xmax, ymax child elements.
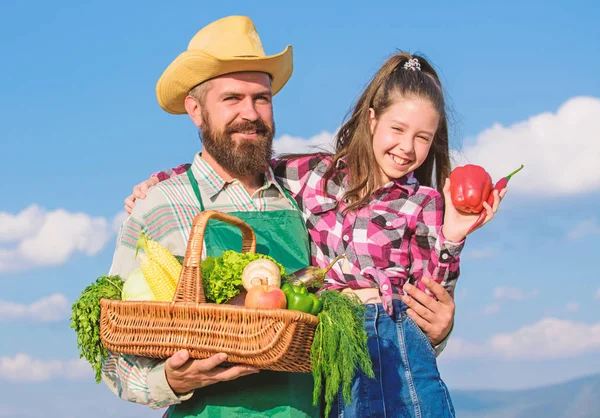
<box><xmin>166</xmin><ymin>169</ymin><xmax>320</xmax><ymax>418</ymax></box>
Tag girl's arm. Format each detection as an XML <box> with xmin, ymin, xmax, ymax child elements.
<box><xmin>409</xmin><ymin>178</ymin><xmax>505</xmax><ymax>297</ymax></box>
<box><xmin>409</xmin><ymin>192</ymin><xmax>465</xmax><ymax>297</ymax></box>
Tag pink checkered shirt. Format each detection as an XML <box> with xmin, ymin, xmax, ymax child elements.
<box><xmin>155</xmin><ymin>154</ymin><xmax>464</xmax><ymax>314</ymax></box>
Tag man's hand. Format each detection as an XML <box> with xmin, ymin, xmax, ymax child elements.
<box><xmin>402</xmin><ymin>278</ymin><xmax>455</xmax><ymax>346</ymax></box>
<box><xmin>165</xmin><ymin>350</ymin><xmax>260</xmax><ymax>395</ymax></box>
<box><xmin>124</xmin><ymin>177</ymin><xmax>159</xmax><ymax>214</ymax></box>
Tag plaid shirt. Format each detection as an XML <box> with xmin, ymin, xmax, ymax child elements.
<box><xmin>160</xmin><ymin>155</ymin><xmax>464</xmax><ymax>314</ymax></box>
<box><xmin>274</xmin><ymin>154</ymin><xmax>464</xmax><ymax>314</ymax></box>
<box><xmin>103</xmin><ymin>154</ymin><xmax>293</xmax><ymax>411</ymax></box>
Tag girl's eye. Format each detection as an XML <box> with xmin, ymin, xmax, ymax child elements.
<box><xmin>418</xmin><ymin>136</ymin><xmax>432</xmax><ymax>142</ymax></box>
<box><xmin>392</xmin><ymin>126</ymin><xmax>403</xmax><ymax>132</ymax></box>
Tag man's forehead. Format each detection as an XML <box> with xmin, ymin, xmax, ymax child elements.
<box><xmin>209</xmin><ymin>72</ymin><xmax>272</xmax><ymax>93</ymax></box>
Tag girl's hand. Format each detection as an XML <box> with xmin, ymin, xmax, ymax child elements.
<box><xmin>124</xmin><ymin>176</ymin><xmax>160</xmax><ymax>214</ymax></box>
<box><xmin>441</xmin><ymin>178</ymin><xmax>506</xmax><ymax>242</ymax></box>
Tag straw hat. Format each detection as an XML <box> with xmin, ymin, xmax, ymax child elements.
<box><xmin>156</xmin><ymin>16</ymin><xmax>293</xmax><ymax>114</ymax></box>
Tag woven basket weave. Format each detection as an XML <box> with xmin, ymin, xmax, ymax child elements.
<box><xmin>100</xmin><ymin>210</ymin><xmax>318</xmax><ymax>373</ymax></box>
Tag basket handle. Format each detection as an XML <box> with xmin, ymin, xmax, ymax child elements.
<box><xmin>174</xmin><ymin>210</ymin><xmax>257</xmax><ymax>304</ymax></box>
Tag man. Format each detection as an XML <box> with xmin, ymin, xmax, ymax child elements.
<box><xmin>106</xmin><ymin>15</ymin><xmax>456</xmax><ymax>418</ymax></box>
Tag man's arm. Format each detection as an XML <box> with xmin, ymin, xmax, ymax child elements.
<box><xmin>102</xmin><ymin>194</ymin><xmax>192</xmax><ymax>408</ymax></box>
<box><xmin>103</xmin><ymin>189</ymin><xmax>259</xmax><ymax>408</ymax></box>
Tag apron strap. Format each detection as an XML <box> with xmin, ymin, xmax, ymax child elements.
<box><xmin>187</xmin><ymin>168</ymin><xmax>205</xmax><ymax>211</ymax></box>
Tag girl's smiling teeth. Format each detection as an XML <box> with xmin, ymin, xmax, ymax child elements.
<box><xmin>389</xmin><ymin>153</ymin><xmax>412</xmax><ymax>166</ymax></box>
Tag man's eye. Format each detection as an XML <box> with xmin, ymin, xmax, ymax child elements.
<box><xmin>256</xmin><ymin>96</ymin><xmax>271</xmax><ymax>103</ymax></box>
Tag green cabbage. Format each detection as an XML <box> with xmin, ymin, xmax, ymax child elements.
<box><xmin>121</xmin><ymin>267</ymin><xmax>156</xmax><ymax>301</ymax></box>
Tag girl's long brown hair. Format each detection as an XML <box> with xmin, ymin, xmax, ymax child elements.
<box><xmin>282</xmin><ymin>52</ymin><xmax>451</xmax><ymax>213</ymax></box>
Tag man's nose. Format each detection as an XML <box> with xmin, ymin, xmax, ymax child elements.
<box><xmin>239</xmin><ymin>98</ymin><xmax>259</xmax><ymax>121</ymax></box>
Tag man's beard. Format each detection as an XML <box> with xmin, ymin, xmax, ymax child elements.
<box><xmin>200</xmin><ymin>109</ymin><xmax>275</xmax><ymax>177</ymax></box>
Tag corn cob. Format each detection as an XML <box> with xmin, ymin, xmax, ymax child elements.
<box><xmin>139</xmin><ymin>255</ymin><xmax>177</xmax><ymax>301</ymax></box>
<box><xmin>135</xmin><ymin>232</ymin><xmax>182</xmax><ymax>301</ymax></box>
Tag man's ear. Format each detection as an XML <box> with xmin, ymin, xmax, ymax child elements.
<box><xmin>185</xmin><ymin>96</ymin><xmax>204</xmax><ymax>128</ymax></box>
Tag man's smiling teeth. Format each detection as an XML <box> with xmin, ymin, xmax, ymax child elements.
<box><xmin>390</xmin><ymin>154</ymin><xmax>411</xmax><ymax>165</ymax></box>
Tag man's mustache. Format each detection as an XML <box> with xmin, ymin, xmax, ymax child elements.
<box><xmin>226</xmin><ymin>120</ymin><xmax>270</xmax><ymax>136</ymax></box>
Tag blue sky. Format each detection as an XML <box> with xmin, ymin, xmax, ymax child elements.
<box><xmin>1</xmin><ymin>0</ymin><xmax>599</xmax><ymax>416</ymax></box>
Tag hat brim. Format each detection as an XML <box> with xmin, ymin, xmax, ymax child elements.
<box><xmin>156</xmin><ymin>45</ymin><xmax>293</xmax><ymax>114</ymax></box>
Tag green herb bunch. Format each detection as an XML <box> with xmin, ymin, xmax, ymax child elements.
<box><xmin>70</xmin><ymin>275</ymin><xmax>123</xmax><ymax>383</ymax></box>
<box><xmin>310</xmin><ymin>290</ymin><xmax>374</xmax><ymax>416</ymax></box>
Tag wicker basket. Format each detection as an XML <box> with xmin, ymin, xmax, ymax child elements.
<box><xmin>100</xmin><ymin>210</ymin><xmax>319</xmax><ymax>373</ymax></box>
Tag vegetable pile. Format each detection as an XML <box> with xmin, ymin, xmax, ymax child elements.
<box><xmin>201</xmin><ymin>250</ymin><xmax>284</xmax><ymax>303</ymax></box>
<box><xmin>71</xmin><ymin>234</ymin><xmax>373</xmax><ymax>414</ymax></box>
<box><xmin>70</xmin><ymin>275</ymin><xmax>123</xmax><ymax>383</ymax></box>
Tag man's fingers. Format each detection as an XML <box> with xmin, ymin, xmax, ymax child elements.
<box><xmin>406</xmin><ymin>308</ymin><xmax>431</xmax><ymax>333</ymax></box>
<box><xmin>193</xmin><ymin>353</ymin><xmax>228</xmax><ymax>372</ymax></box>
<box><xmin>211</xmin><ymin>365</ymin><xmax>260</xmax><ymax>382</ymax></box>
<box><xmin>422</xmin><ymin>278</ymin><xmax>453</xmax><ymax>306</ymax></box>
<box><xmin>166</xmin><ymin>349</ymin><xmax>191</xmax><ymax>370</ymax></box>
<box><xmin>403</xmin><ymin>283</ymin><xmax>436</xmax><ymax>311</ymax></box>
<box><xmin>402</xmin><ymin>293</ymin><xmax>433</xmax><ymax>322</ymax></box>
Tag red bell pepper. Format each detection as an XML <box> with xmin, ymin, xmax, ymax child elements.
<box><xmin>449</xmin><ymin>165</ymin><xmax>493</xmax><ymax>213</ymax></box>
<box><xmin>465</xmin><ymin>165</ymin><xmax>524</xmax><ymax>234</ymax></box>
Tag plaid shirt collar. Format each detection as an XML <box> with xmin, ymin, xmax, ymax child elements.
<box><xmin>191</xmin><ymin>153</ymin><xmax>284</xmax><ymax>200</ymax></box>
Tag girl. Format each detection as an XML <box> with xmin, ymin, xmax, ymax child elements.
<box><xmin>128</xmin><ymin>52</ymin><xmax>504</xmax><ymax>418</ymax></box>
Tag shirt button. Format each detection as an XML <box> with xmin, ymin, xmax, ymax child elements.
<box><xmin>382</xmin><ymin>284</ymin><xmax>389</xmax><ymax>291</ymax></box>
<box><xmin>441</xmin><ymin>253</ymin><xmax>449</xmax><ymax>260</ymax></box>
<box><xmin>343</xmin><ymin>235</ymin><xmax>349</xmax><ymax>241</ymax></box>
<box><xmin>386</xmin><ymin>221</ymin><xmax>392</xmax><ymax>227</ymax></box>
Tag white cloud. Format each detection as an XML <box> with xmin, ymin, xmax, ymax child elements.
<box><xmin>483</xmin><ymin>304</ymin><xmax>500</xmax><ymax>315</ymax></box>
<box><xmin>567</xmin><ymin>218</ymin><xmax>600</xmax><ymax>240</ymax></box>
<box><xmin>454</xmin><ymin>96</ymin><xmax>600</xmax><ymax>196</ymax></box>
<box><xmin>484</xmin><ymin>286</ymin><xmax>538</xmax><ymax>314</ymax></box>
<box><xmin>442</xmin><ymin>337</ymin><xmax>486</xmax><ymax>359</ymax></box>
<box><xmin>443</xmin><ymin>318</ymin><xmax>600</xmax><ymax>360</ymax></box>
<box><xmin>0</xmin><ymin>206</ymin><xmax>124</xmax><ymax>274</ymax></box>
<box><xmin>273</xmin><ymin>130</ymin><xmax>336</xmax><ymax>155</ymax></box>
<box><xmin>0</xmin><ymin>205</ymin><xmax>46</xmax><ymax>243</ymax></box>
<box><xmin>0</xmin><ymin>294</ymin><xmax>69</xmax><ymax>322</ymax></box>
<box><xmin>565</xmin><ymin>302</ymin><xmax>580</xmax><ymax>312</ymax></box>
<box><xmin>490</xmin><ymin>318</ymin><xmax>600</xmax><ymax>359</ymax></box>
<box><xmin>0</xmin><ymin>354</ymin><xmax>91</xmax><ymax>382</ymax></box>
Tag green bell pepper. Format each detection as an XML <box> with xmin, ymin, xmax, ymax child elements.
<box><xmin>281</xmin><ymin>283</ymin><xmax>323</xmax><ymax>315</ymax></box>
